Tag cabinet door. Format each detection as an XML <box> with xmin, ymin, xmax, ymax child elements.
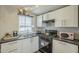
<box><xmin>43</xmin><ymin>13</ymin><xmax>49</xmax><ymax>21</ymax></box>
<box><xmin>22</xmin><ymin>38</ymin><xmax>31</xmax><ymax>53</ymax></box>
<box><xmin>1</xmin><ymin>41</ymin><xmax>18</xmax><ymax>53</ymax></box>
<box><xmin>62</xmin><ymin>6</ymin><xmax>78</xmax><ymax>27</ymax></box>
<box><xmin>55</xmin><ymin>19</ymin><xmax>63</xmax><ymax>27</ymax></box>
<box><xmin>55</xmin><ymin>6</ymin><xmax>78</xmax><ymax>27</ymax></box>
<box><xmin>31</xmin><ymin>36</ymin><xmax>39</xmax><ymax>52</ymax></box>
<box><xmin>53</xmin><ymin>39</ymin><xmax>66</xmax><ymax>53</ymax></box>
<box><xmin>37</xmin><ymin>15</ymin><xmax>43</xmax><ymax>27</ymax></box>
<box><xmin>53</xmin><ymin>39</ymin><xmax>78</xmax><ymax>53</ymax></box>
<box><xmin>48</xmin><ymin>11</ymin><xmax>57</xmax><ymax>20</ymax></box>
<box><xmin>55</xmin><ymin>7</ymin><xmax>64</xmax><ymax>27</ymax></box>
<box><xmin>17</xmin><ymin>40</ymin><xmax>23</xmax><ymax>53</ymax></box>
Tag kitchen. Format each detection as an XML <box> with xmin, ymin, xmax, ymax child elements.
<box><xmin>0</xmin><ymin>5</ymin><xmax>79</xmax><ymax>53</ymax></box>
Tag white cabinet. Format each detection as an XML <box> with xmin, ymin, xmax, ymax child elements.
<box><xmin>55</xmin><ymin>6</ymin><xmax>78</xmax><ymax>27</ymax></box>
<box><xmin>37</xmin><ymin>15</ymin><xmax>43</xmax><ymax>27</ymax></box>
<box><xmin>42</xmin><ymin>6</ymin><xmax>78</xmax><ymax>27</ymax></box>
<box><xmin>43</xmin><ymin>12</ymin><xmax>56</xmax><ymax>21</ymax></box>
<box><xmin>53</xmin><ymin>39</ymin><xmax>78</xmax><ymax>53</ymax></box>
<box><xmin>22</xmin><ymin>36</ymin><xmax>39</xmax><ymax>53</ymax></box>
<box><xmin>1</xmin><ymin>41</ymin><xmax>18</xmax><ymax>53</ymax></box>
<box><xmin>48</xmin><ymin>11</ymin><xmax>57</xmax><ymax>20</ymax></box>
<box><xmin>21</xmin><ymin>36</ymin><xmax>39</xmax><ymax>53</ymax></box>
<box><xmin>1</xmin><ymin>36</ymin><xmax>39</xmax><ymax>53</ymax></box>
<box><xmin>43</xmin><ymin>13</ymin><xmax>49</xmax><ymax>21</ymax></box>
<box><xmin>43</xmin><ymin>11</ymin><xmax>57</xmax><ymax>21</ymax></box>
<box><xmin>17</xmin><ymin>38</ymin><xmax>31</xmax><ymax>53</ymax></box>
<box><xmin>31</xmin><ymin>36</ymin><xmax>39</xmax><ymax>52</ymax></box>
<box><xmin>16</xmin><ymin>40</ymin><xmax>23</xmax><ymax>53</ymax></box>
<box><xmin>22</xmin><ymin>38</ymin><xmax>31</xmax><ymax>53</ymax></box>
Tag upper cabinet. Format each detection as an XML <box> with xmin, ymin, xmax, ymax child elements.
<box><xmin>37</xmin><ymin>15</ymin><xmax>43</xmax><ymax>27</ymax></box>
<box><xmin>48</xmin><ymin>11</ymin><xmax>57</xmax><ymax>20</ymax></box>
<box><xmin>43</xmin><ymin>12</ymin><xmax>56</xmax><ymax>21</ymax></box>
<box><xmin>43</xmin><ymin>13</ymin><xmax>49</xmax><ymax>21</ymax></box>
<box><xmin>42</xmin><ymin>6</ymin><xmax>78</xmax><ymax>27</ymax></box>
<box><xmin>55</xmin><ymin>6</ymin><xmax>78</xmax><ymax>27</ymax></box>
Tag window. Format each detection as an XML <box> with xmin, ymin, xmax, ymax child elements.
<box><xmin>19</xmin><ymin>15</ymin><xmax>33</xmax><ymax>34</ymax></box>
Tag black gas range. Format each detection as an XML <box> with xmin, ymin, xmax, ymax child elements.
<box><xmin>38</xmin><ymin>30</ymin><xmax>57</xmax><ymax>53</ymax></box>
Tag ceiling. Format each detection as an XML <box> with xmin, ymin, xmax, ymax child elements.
<box><xmin>30</xmin><ymin>5</ymin><xmax>66</xmax><ymax>15</ymax></box>
<box><xmin>1</xmin><ymin>5</ymin><xmax>67</xmax><ymax>15</ymax></box>
<box><xmin>14</xmin><ymin>5</ymin><xmax>66</xmax><ymax>15</ymax></box>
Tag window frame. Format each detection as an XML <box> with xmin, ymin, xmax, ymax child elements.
<box><xmin>19</xmin><ymin>15</ymin><xmax>33</xmax><ymax>34</ymax></box>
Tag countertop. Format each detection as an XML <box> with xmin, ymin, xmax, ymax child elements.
<box><xmin>53</xmin><ymin>38</ymin><xmax>79</xmax><ymax>45</ymax></box>
<box><xmin>0</xmin><ymin>33</ymin><xmax>37</xmax><ymax>44</ymax></box>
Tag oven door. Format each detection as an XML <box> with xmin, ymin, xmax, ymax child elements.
<box><xmin>39</xmin><ymin>38</ymin><xmax>50</xmax><ymax>48</ymax></box>
<box><xmin>39</xmin><ymin>39</ymin><xmax>52</xmax><ymax>53</ymax></box>
<box><xmin>39</xmin><ymin>43</ymin><xmax>52</xmax><ymax>53</ymax></box>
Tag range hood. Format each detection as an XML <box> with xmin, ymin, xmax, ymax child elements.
<box><xmin>42</xmin><ymin>19</ymin><xmax>55</xmax><ymax>23</ymax></box>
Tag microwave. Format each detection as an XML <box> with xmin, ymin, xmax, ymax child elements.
<box><xmin>58</xmin><ymin>32</ymin><xmax>75</xmax><ymax>40</ymax></box>
<box><xmin>58</xmin><ymin>32</ymin><xmax>79</xmax><ymax>40</ymax></box>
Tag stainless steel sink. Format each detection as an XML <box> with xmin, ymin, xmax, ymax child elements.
<box><xmin>18</xmin><ymin>33</ymin><xmax>36</xmax><ymax>39</ymax></box>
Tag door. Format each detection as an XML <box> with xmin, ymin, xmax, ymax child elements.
<box><xmin>31</xmin><ymin>36</ymin><xmax>39</xmax><ymax>52</ymax></box>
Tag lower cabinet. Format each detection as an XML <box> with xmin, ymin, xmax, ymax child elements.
<box><xmin>31</xmin><ymin>36</ymin><xmax>39</xmax><ymax>52</ymax></box>
<box><xmin>1</xmin><ymin>36</ymin><xmax>39</xmax><ymax>53</ymax></box>
<box><xmin>53</xmin><ymin>39</ymin><xmax>78</xmax><ymax>53</ymax></box>
<box><xmin>22</xmin><ymin>38</ymin><xmax>31</xmax><ymax>53</ymax></box>
<box><xmin>22</xmin><ymin>36</ymin><xmax>39</xmax><ymax>53</ymax></box>
<box><xmin>16</xmin><ymin>38</ymin><xmax>31</xmax><ymax>53</ymax></box>
<box><xmin>1</xmin><ymin>41</ymin><xmax>18</xmax><ymax>53</ymax></box>
<box><xmin>16</xmin><ymin>40</ymin><xmax>23</xmax><ymax>53</ymax></box>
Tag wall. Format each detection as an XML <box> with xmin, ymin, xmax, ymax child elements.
<box><xmin>0</xmin><ymin>6</ymin><xmax>19</xmax><ymax>39</ymax></box>
<box><xmin>0</xmin><ymin>5</ymin><xmax>37</xmax><ymax>39</ymax></box>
